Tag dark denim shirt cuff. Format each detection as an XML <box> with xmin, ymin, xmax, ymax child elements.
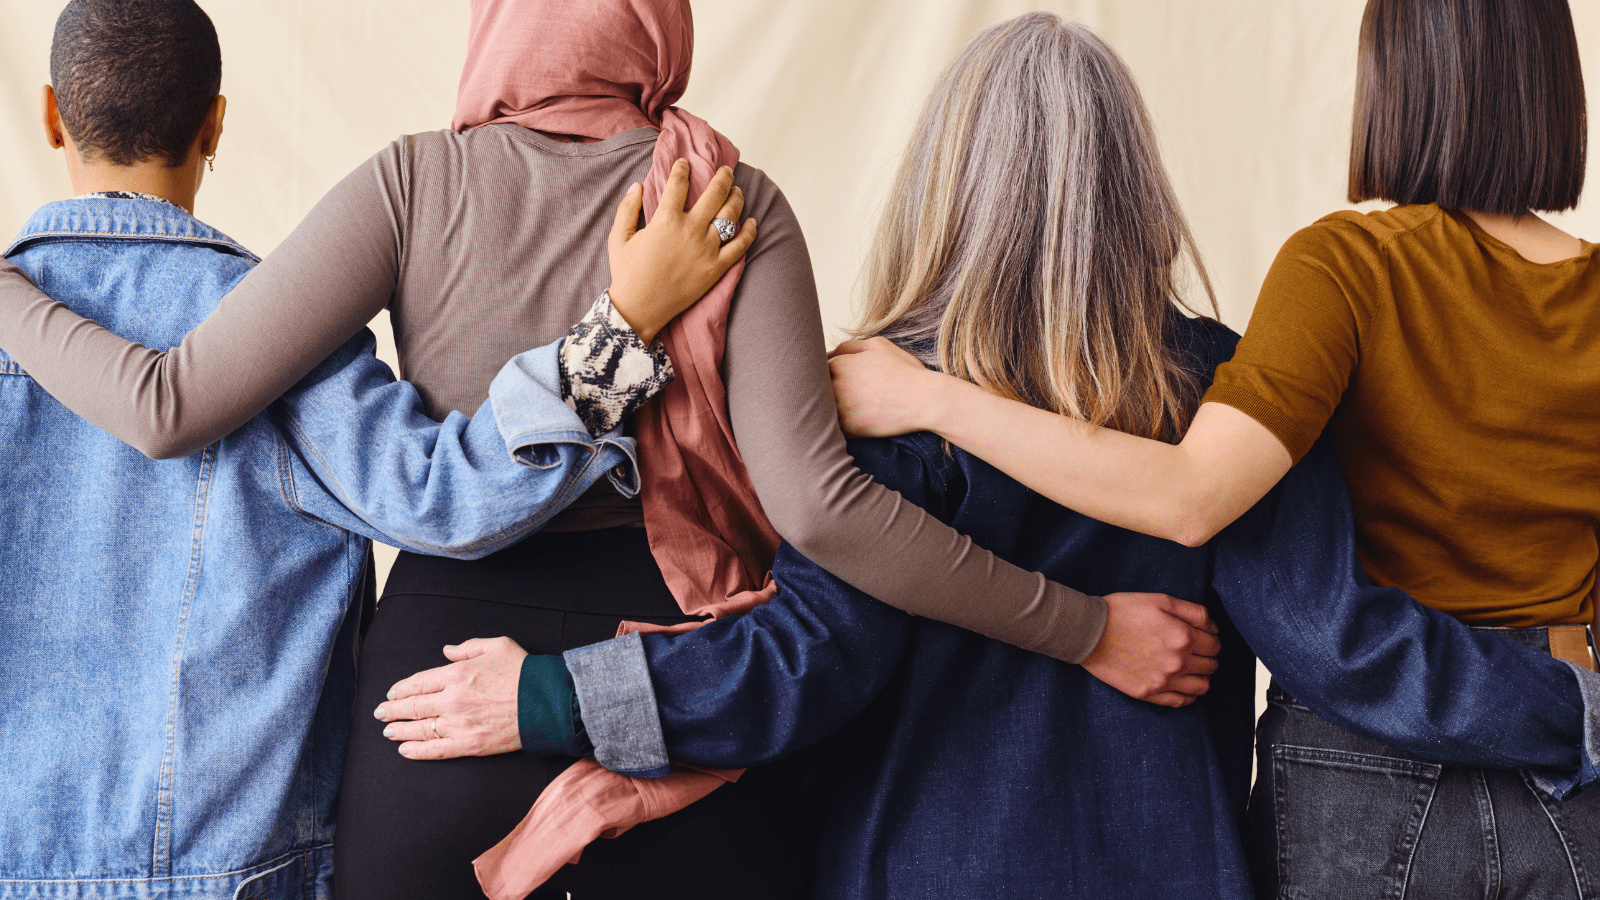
<box><xmin>518</xmin><ymin>654</ymin><xmax>592</xmax><ymax>757</ymax></box>
<box><xmin>1533</xmin><ymin>662</ymin><xmax>1600</xmax><ymax>800</ymax></box>
<box><xmin>564</xmin><ymin>633</ymin><xmax>672</xmax><ymax>779</ymax></box>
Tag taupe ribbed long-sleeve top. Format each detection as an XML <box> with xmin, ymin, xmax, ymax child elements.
<box><xmin>0</xmin><ymin>125</ymin><xmax>1107</xmax><ymax>662</ymax></box>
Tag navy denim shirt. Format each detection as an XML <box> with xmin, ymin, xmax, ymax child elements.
<box><xmin>0</xmin><ymin>198</ymin><xmax>636</xmax><ymax>898</ymax></box>
<box><xmin>639</xmin><ymin>440</ymin><xmax>1255</xmax><ymax>898</ymax></box>
<box><xmin>561</xmin><ymin>316</ymin><xmax>1258</xmax><ymax>898</ymax></box>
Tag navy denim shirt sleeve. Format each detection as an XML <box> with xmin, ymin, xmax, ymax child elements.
<box><xmin>1214</xmin><ymin>439</ymin><xmax>1599</xmax><ymax>798</ymax></box>
<box><xmin>271</xmin><ymin>329</ymin><xmax>633</xmax><ymax>559</ymax></box>
<box><xmin>563</xmin><ymin>436</ymin><xmax>933</xmax><ymax>772</ymax></box>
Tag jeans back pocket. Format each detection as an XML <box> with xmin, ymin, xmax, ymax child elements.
<box><xmin>1272</xmin><ymin>744</ymin><xmax>1441</xmax><ymax>900</ymax></box>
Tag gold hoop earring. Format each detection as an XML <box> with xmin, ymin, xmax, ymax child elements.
<box><xmin>205</xmin><ymin>152</ymin><xmax>216</xmax><ymax>172</ymax></box>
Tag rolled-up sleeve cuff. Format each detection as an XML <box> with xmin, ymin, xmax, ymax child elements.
<box><xmin>1534</xmin><ymin>662</ymin><xmax>1600</xmax><ymax>800</ymax></box>
<box><xmin>490</xmin><ymin>340</ymin><xmax>641</xmax><ymax>491</ymax></box>
<box><xmin>564</xmin><ymin>633</ymin><xmax>672</xmax><ymax>779</ymax></box>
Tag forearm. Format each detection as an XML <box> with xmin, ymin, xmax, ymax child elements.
<box><xmin>0</xmin><ymin>148</ymin><xmax>402</xmax><ymax>458</ymax></box>
<box><xmin>279</xmin><ymin>335</ymin><xmax>636</xmax><ymax>558</ymax></box>
<box><xmin>560</xmin><ymin>542</ymin><xmax>911</xmax><ymax>772</ymax></box>
<box><xmin>927</xmin><ymin>380</ymin><xmax>1286</xmax><ymax>546</ymax></box>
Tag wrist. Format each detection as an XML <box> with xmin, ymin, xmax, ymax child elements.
<box><xmin>604</xmin><ymin>284</ymin><xmax>660</xmax><ymax>345</ymax></box>
<box><xmin>919</xmin><ymin>369</ymin><xmax>967</xmax><ymax>438</ymax></box>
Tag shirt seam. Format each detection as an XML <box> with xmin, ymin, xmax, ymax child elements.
<box><xmin>1203</xmin><ymin>383</ymin><xmax>1314</xmax><ymax>463</ymax></box>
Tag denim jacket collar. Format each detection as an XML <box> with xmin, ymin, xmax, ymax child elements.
<box><xmin>6</xmin><ymin>196</ymin><xmax>259</xmax><ymax>263</ymax></box>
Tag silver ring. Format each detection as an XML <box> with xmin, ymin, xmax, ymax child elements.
<box><xmin>429</xmin><ymin>718</ymin><xmax>441</xmax><ymax>740</ymax></box>
<box><xmin>713</xmin><ymin>218</ymin><xmax>738</xmax><ymax>243</ymax></box>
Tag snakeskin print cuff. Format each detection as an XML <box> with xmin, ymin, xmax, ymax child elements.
<box><xmin>558</xmin><ymin>291</ymin><xmax>675</xmax><ymax>437</ymax></box>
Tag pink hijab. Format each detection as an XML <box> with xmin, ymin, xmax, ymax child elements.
<box><xmin>454</xmin><ymin>1</ymin><xmax>781</xmax><ymax>896</ymax></box>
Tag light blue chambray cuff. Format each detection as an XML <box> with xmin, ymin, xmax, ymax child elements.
<box><xmin>1534</xmin><ymin>661</ymin><xmax>1600</xmax><ymax>800</ymax></box>
<box><xmin>597</xmin><ymin>436</ymin><xmax>641</xmax><ymax>498</ymax></box>
<box><xmin>490</xmin><ymin>340</ymin><xmax>640</xmax><ymax>483</ymax></box>
<box><xmin>564</xmin><ymin>633</ymin><xmax>672</xmax><ymax>779</ymax></box>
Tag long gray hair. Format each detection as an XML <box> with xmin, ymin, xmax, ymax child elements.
<box><xmin>856</xmin><ymin>13</ymin><xmax>1218</xmax><ymax>442</ymax></box>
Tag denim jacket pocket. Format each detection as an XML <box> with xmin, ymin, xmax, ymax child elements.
<box><xmin>1272</xmin><ymin>745</ymin><xmax>1441</xmax><ymax>900</ymax></box>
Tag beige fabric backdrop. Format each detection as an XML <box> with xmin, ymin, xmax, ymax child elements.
<box><xmin>3</xmin><ymin>0</ymin><xmax>1599</xmax><ymax>615</ymax></box>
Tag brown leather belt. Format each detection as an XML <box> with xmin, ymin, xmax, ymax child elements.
<box><xmin>1547</xmin><ymin>624</ymin><xmax>1596</xmax><ymax>671</ymax></box>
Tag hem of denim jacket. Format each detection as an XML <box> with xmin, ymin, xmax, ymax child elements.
<box><xmin>1534</xmin><ymin>660</ymin><xmax>1600</xmax><ymax>800</ymax></box>
<box><xmin>564</xmin><ymin>633</ymin><xmax>672</xmax><ymax>779</ymax></box>
<box><xmin>0</xmin><ymin>844</ymin><xmax>332</xmax><ymax>898</ymax></box>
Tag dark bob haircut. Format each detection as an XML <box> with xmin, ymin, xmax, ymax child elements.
<box><xmin>1348</xmin><ymin>0</ymin><xmax>1586</xmax><ymax>214</ymax></box>
<box><xmin>50</xmin><ymin>0</ymin><xmax>222</xmax><ymax>167</ymax></box>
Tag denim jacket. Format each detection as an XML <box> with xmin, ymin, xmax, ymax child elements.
<box><xmin>0</xmin><ymin>197</ymin><xmax>633</xmax><ymax>899</ymax></box>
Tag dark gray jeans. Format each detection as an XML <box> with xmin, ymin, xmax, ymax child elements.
<box><xmin>1248</xmin><ymin>629</ymin><xmax>1600</xmax><ymax>900</ymax></box>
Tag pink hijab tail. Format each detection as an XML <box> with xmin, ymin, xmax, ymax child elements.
<box><xmin>632</xmin><ymin>106</ymin><xmax>783</xmax><ymax>628</ymax></box>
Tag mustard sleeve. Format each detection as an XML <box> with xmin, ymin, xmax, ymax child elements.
<box><xmin>1204</xmin><ymin>221</ymin><xmax>1375</xmax><ymax>463</ymax></box>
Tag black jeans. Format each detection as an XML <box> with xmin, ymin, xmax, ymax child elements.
<box><xmin>1248</xmin><ymin>629</ymin><xmax>1600</xmax><ymax>900</ymax></box>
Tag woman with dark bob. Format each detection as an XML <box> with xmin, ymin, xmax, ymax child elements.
<box><xmin>0</xmin><ymin>0</ymin><xmax>1228</xmax><ymax>897</ymax></box>
<box><xmin>830</xmin><ymin>0</ymin><xmax>1600</xmax><ymax>897</ymax></box>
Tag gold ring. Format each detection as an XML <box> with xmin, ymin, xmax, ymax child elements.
<box><xmin>429</xmin><ymin>718</ymin><xmax>441</xmax><ymax>740</ymax></box>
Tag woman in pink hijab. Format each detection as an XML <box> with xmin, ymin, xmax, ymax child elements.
<box><xmin>0</xmin><ymin>0</ymin><xmax>1225</xmax><ymax>896</ymax></box>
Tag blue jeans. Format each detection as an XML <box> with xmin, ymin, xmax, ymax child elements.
<box><xmin>1249</xmin><ymin>627</ymin><xmax>1600</xmax><ymax>900</ymax></box>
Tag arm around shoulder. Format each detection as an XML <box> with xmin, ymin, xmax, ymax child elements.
<box><xmin>0</xmin><ymin>144</ymin><xmax>408</xmax><ymax>458</ymax></box>
<box><xmin>719</xmin><ymin>180</ymin><xmax>1109</xmax><ymax>665</ymax></box>
<box><xmin>833</xmin><ymin>335</ymin><xmax>1292</xmax><ymax>548</ymax></box>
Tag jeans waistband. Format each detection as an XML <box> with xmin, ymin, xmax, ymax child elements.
<box><xmin>1474</xmin><ymin>624</ymin><xmax>1596</xmax><ymax>671</ymax></box>
<box><xmin>1469</xmin><ymin>625</ymin><xmax>1565</xmax><ymax>653</ymax></box>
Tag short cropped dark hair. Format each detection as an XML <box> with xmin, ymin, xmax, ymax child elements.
<box><xmin>1348</xmin><ymin>0</ymin><xmax>1586</xmax><ymax>214</ymax></box>
<box><xmin>50</xmin><ymin>0</ymin><xmax>222</xmax><ymax>167</ymax></box>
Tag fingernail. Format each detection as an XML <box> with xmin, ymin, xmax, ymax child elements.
<box><xmin>720</xmin><ymin>166</ymin><xmax>732</xmax><ymax>175</ymax></box>
<box><xmin>382</xmin><ymin>725</ymin><xmax>395</xmax><ymax>738</ymax></box>
<box><xmin>628</xmin><ymin>182</ymin><xmax>641</xmax><ymax>193</ymax></box>
<box><xmin>373</xmin><ymin>705</ymin><xmax>387</xmax><ymax>721</ymax></box>
<box><xmin>676</xmin><ymin>158</ymin><xmax>687</xmax><ymax>166</ymax></box>
<box><xmin>386</xmin><ymin>688</ymin><xmax>396</xmax><ymax>701</ymax></box>
<box><xmin>398</xmin><ymin>744</ymin><xmax>413</xmax><ymax>758</ymax></box>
